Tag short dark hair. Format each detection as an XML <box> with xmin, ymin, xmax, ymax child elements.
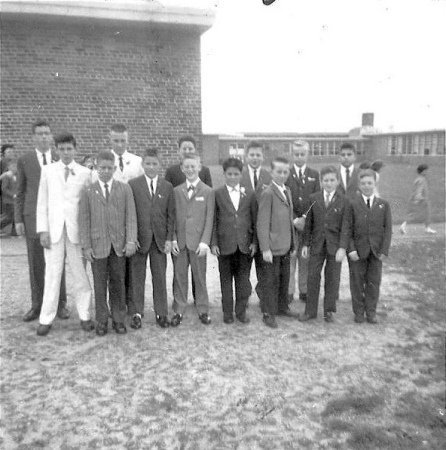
<box><xmin>54</xmin><ymin>132</ymin><xmax>76</xmax><ymax>148</ymax></box>
<box><xmin>222</xmin><ymin>157</ymin><xmax>243</xmax><ymax>172</ymax></box>
<box><xmin>358</xmin><ymin>168</ymin><xmax>376</xmax><ymax>180</ymax></box>
<box><xmin>178</xmin><ymin>135</ymin><xmax>196</xmax><ymax>148</ymax></box>
<box><xmin>110</xmin><ymin>124</ymin><xmax>127</xmax><ymax>133</ymax></box>
<box><xmin>320</xmin><ymin>165</ymin><xmax>338</xmax><ymax>180</ymax></box>
<box><xmin>144</xmin><ymin>148</ymin><xmax>159</xmax><ymax>159</ymax></box>
<box><xmin>246</xmin><ymin>141</ymin><xmax>263</xmax><ymax>152</ymax></box>
<box><xmin>271</xmin><ymin>156</ymin><xmax>289</xmax><ymax>170</ymax></box>
<box><xmin>96</xmin><ymin>151</ymin><xmax>115</xmax><ymax>164</ymax></box>
<box><xmin>1</xmin><ymin>144</ymin><xmax>14</xmax><ymax>156</ymax></box>
<box><xmin>417</xmin><ymin>164</ymin><xmax>428</xmax><ymax>174</ymax></box>
<box><xmin>339</xmin><ymin>142</ymin><xmax>356</xmax><ymax>153</ymax></box>
<box><xmin>32</xmin><ymin>120</ymin><xmax>51</xmax><ymax>134</ymax></box>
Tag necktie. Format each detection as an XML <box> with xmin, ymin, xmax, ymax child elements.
<box><xmin>104</xmin><ymin>183</ymin><xmax>110</xmax><ymax>202</ymax></box>
<box><xmin>187</xmin><ymin>185</ymin><xmax>195</xmax><ymax>198</ymax></box>
<box><xmin>64</xmin><ymin>166</ymin><xmax>70</xmax><ymax>182</ymax></box>
<box><xmin>253</xmin><ymin>170</ymin><xmax>258</xmax><ymax>189</ymax></box>
<box><xmin>299</xmin><ymin>169</ymin><xmax>303</xmax><ymax>181</ymax></box>
<box><xmin>119</xmin><ymin>156</ymin><xmax>124</xmax><ymax>172</ymax></box>
<box><xmin>42</xmin><ymin>153</ymin><xmax>47</xmax><ymax>165</ymax></box>
<box><xmin>284</xmin><ymin>188</ymin><xmax>290</xmax><ymax>205</ymax></box>
<box><xmin>367</xmin><ymin>198</ymin><xmax>371</xmax><ymax>209</ymax></box>
<box><xmin>150</xmin><ymin>179</ymin><xmax>154</xmax><ymax>198</ymax></box>
<box><xmin>346</xmin><ymin>167</ymin><xmax>350</xmax><ymax>187</ymax></box>
<box><xmin>325</xmin><ymin>192</ymin><xmax>331</xmax><ymax>208</ymax></box>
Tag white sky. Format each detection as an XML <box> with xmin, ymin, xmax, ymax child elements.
<box><xmin>201</xmin><ymin>0</ymin><xmax>446</xmax><ymax>134</ymax></box>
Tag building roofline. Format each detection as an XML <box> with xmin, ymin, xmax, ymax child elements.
<box><xmin>365</xmin><ymin>129</ymin><xmax>445</xmax><ymax>137</ymax></box>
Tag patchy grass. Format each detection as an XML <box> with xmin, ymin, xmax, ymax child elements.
<box><xmin>322</xmin><ymin>394</ymin><xmax>385</xmax><ymax>417</ymax></box>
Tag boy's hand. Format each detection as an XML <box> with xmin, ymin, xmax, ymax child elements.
<box><xmin>164</xmin><ymin>241</ymin><xmax>172</xmax><ymax>254</ymax></box>
<box><xmin>335</xmin><ymin>248</ymin><xmax>346</xmax><ymax>263</ymax></box>
<box><xmin>249</xmin><ymin>243</ymin><xmax>257</xmax><ymax>257</ymax></box>
<box><xmin>378</xmin><ymin>254</ymin><xmax>387</xmax><ymax>261</ymax></box>
<box><xmin>40</xmin><ymin>232</ymin><xmax>51</xmax><ymax>249</ymax></box>
<box><xmin>83</xmin><ymin>248</ymin><xmax>95</xmax><ymax>263</ymax></box>
<box><xmin>211</xmin><ymin>245</ymin><xmax>220</xmax><ymax>256</ymax></box>
<box><xmin>171</xmin><ymin>241</ymin><xmax>180</xmax><ymax>256</ymax></box>
<box><xmin>348</xmin><ymin>250</ymin><xmax>359</xmax><ymax>262</ymax></box>
<box><xmin>16</xmin><ymin>223</ymin><xmax>25</xmax><ymax>236</ymax></box>
<box><xmin>196</xmin><ymin>242</ymin><xmax>209</xmax><ymax>257</ymax></box>
<box><xmin>124</xmin><ymin>242</ymin><xmax>136</xmax><ymax>257</ymax></box>
<box><xmin>293</xmin><ymin>217</ymin><xmax>306</xmax><ymax>231</ymax></box>
<box><xmin>263</xmin><ymin>250</ymin><xmax>273</xmax><ymax>263</ymax></box>
<box><xmin>302</xmin><ymin>246</ymin><xmax>309</xmax><ymax>259</ymax></box>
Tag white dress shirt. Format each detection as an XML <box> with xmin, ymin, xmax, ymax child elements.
<box><xmin>226</xmin><ymin>184</ymin><xmax>241</xmax><ymax>211</ymax></box>
<box><xmin>98</xmin><ymin>178</ymin><xmax>113</xmax><ymax>199</ymax></box>
<box><xmin>323</xmin><ymin>190</ymin><xmax>335</xmax><ymax>206</ymax></box>
<box><xmin>110</xmin><ymin>149</ymin><xmax>144</xmax><ymax>183</ymax></box>
<box><xmin>145</xmin><ymin>174</ymin><xmax>158</xmax><ymax>196</ymax></box>
<box><xmin>36</xmin><ymin>149</ymin><xmax>52</xmax><ymax>168</ymax></box>
<box><xmin>248</xmin><ymin>165</ymin><xmax>260</xmax><ymax>190</ymax></box>
<box><xmin>362</xmin><ymin>194</ymin><xmax>375</xmax><ymax>208</ymax></box>
<box><xmin>340</xmin><ymin>164</ymin><xmax>354</xmax><ymax>188</ymax></box>
<box><xmin>294</xmin><ymin>164</ymin><xmax>307</xmax><ymax>180</ymax></box>
<box><xmin>186</xmin><ymin>178</ymin><xmax>200</xmax><ymax>198</ymax></box>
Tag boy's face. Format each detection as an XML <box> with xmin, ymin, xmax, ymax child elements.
<box><xmin>321</xmin><ymin>172</ymin><xmax>339</xmax><ymax>193</ymax></box>
<box><xmin>181</xmin><ymin>158</ymin><xmax>201</xmax><ymax>182</ymax></box>
<box><xmin>224</xmin><ymin>167</ymin><xmax>242</xmax><ymax>188</ymax></box>
<box><xmin>359</xmin><ymin>175</ymin><xmax>376</xmax><ymax>197</ymax></box>
<box><xmin>143</xmin><ymin>156</ymin><xmax>160</xmax><ymax>179</ymax></box>
<box><xmin>245</xmin><ymin>147</ymin><xmax>263</xmax><ymax>170</ymax></box>
<box><xmin>7</xmin><ymin>162</ymin><xmax>17</xmax><ymax>174</ymax></box>
<box><xmin>96</xmin><ymin>158</ymin><xmax>116</xmax><ymax>183</ymax></box>
<box><xmin>110</xmin><ymin>131</ymin><xmax>128</xmax><ymax>156</ymax></box>
<box><xmin>271</xmin><ymin>161</ymin><xmax>290</xmax><ymax>186</ymax></box>
<box><xmin>56</xmin><ymin>143</ymin><xmax>76</xmax><ymax>165</ymax></box>
<box><xmin>292</xmin><ymin>146</ymin><xmax>309</xmax><ymax>167</ymax></box>
<box><xmin>339</xmin><ymin>149</ymin><xmax>356</xmax><ymax>168</ymax></box>
<box><xmin>179</xmin><ymin>140</ymin><xmax>196</xmax><ymax>157</ymax></box>
<box><xmin>3</xmin><ymin>148</ymin><xmax>14</xmax><ymax>159</ymax></box>
<box><xmin>34</xmin><ymin>126</ymin><xmax>52</xmax><ymax>153</ymax></box>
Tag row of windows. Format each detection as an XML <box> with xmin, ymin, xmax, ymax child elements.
<box><xmin>387</xmin><ymin>133</ymin><xmax>445</xmax><ymax>156</ymax></box>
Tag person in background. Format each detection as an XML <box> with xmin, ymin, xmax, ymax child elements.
<box><xmin>0</xmin><ymin>158</ymin><xmax>18</xmax><ymax>237</ymax></box>
<box><xmin>81</xmin><ymin>154</ymin><xmax>96</xmax><ymax>171</ymax></box>
<box><xmin>337</xmin><ymin>142</ymin><xmax>360</xmax><ymax>199</ymax></box>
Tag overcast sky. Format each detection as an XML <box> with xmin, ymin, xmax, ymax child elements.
<box><xmin>201</xmin><ymin>0</ymin><xmax>446</xmax><ymax>134</ymax></box>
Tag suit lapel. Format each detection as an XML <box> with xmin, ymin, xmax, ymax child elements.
<box><xmin>93</xmin><ymin>181</ymin><xmax>107</xmax><ymax>205</ymax></box>
<box><xmin>222</xmin><ymin>186</ymin><xmax>238</xmax><ymax>212</ymax></box>
<box><xmin>271</xmin><ymin>183</ymin><xmax>288</xmax><ymax>205</ymax></box>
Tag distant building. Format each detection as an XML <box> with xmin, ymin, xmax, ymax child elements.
<box><xmin>203</xmin><ymin>113</ymin><xmax>445</xmax><ymax>165</ymax></box>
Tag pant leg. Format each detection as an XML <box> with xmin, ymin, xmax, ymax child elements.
<box><xmin>234</xmin><ymin>250</ymin><xmax>253</xmax><ymax>317</ymax></box>
<box><xmin>91</xmin><ymin>256</ymin><xmax>109</xmax><ymax>324</ymax></box>
<box><xmin>65</xmin><ymin>238</ymin><xmax>92</xmax><ymax>321</ymax></box>
<box><xmin>262</xmin><ymin>255</ymin><xmax>281</xmax><ymax>315</ymax></box>
<box><xmin>277</xmin><ymin>253</ymin><xmax>291</xmax><ymax>313</ymax></box>
<box><xmin>108</xmin><ymin>248</ymin><xmax>126</xmax><ymax>323</ymax></box>
<box><xmin>148</xmin><ymin>240</ymin><xmax>168</xmax><ymax>317</ymax></box>
<box><xmin>296</xmin><ymin>230</ymin><xmax>308</xmax><ymax>295</ymax></box>
<box><xmin>0</xmin><ymin>203</ymin><xmax>14</xmax><ymax>229</ymax></box>
<box><xmin>26</xmin><ymin>236</ymin><xmax>46</xmax><ymax>311</ymax></box>
<box><xmin>124</xmin><ymin>256</ymin><xmax>132</xmax><ymax>307</ymax></box>
<box><xmin>348</xmin><ymin>257</ymin><xmax>368</xmax><ymax>316</ymax></box>
<box><xmin>173</xmin><ymin>248</ymin><xmax>190</xmax><ymax>315</ymax></box>
<box><xmin>364</xmin><ymin>254</ymin><xmax>382</xmax><ymax>316</ymax></box>
<box><xmin>129</xmin><ymin>250</ymin><xmax>149</xmax><ymax>316</ymax></box>
<box><xmin>218</xmin><ymin>253</ymin><xmax>235</xmax><ymax>315</ymax></box>
<box><xmin>324</xmin><ymin>254</ymin><xmax>342</xmax><ymax>313</ymax></box>
<box><xmin>305</xmin><ymin>252</ymin><xmax>326</xmax><ymax>317</ymax></box>
<box><xmin>288</xmin><ymin>250</ymin><xmax>298</xmax><ymax>295</ymax></box>
<box><xmin>58</xmin><ymin>266</ymin><xmax>68</xmax><ymax>309</ymax></box>
<box><xmin>254</xmin><ymin>250</ymin><xmax>265</xmax><ymax>311</ymax></box>
<box><xmin>189</xmin><ymin>249</ymin><xmax>209</xmax><ymax>315</ymax></box>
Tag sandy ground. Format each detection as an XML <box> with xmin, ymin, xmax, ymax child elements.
<box><xmin>0</xmin><ymin>223</ymin><xmax>444</xmax><ymax>449</ymax></box>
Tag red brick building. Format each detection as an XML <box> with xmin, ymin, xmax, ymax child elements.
<box><xmin>0</xmin><ymin>0</ymin><xmax>215</xmax><ymax>166</ymax></box>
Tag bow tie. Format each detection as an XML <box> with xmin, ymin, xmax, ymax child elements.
<box><xmin>187</xmin><ymin>185</ymin><xmax>195</xmax><ymax>192</ymax></box>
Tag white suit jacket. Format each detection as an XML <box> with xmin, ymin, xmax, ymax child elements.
<box><xmin>36</xmin><ymin>161</ymin><xmax>92</xmax><ymax>244</ymax></box>
<box><xmin>110</xmin><ymin>150</ymin><xmax>144</xmax><ymax>183</ymax></box>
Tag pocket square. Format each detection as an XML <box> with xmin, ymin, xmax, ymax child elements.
<box><xmin>195</xmin><ymin>197</ymin><xmax>205</xmax><ymax>201</ymax></box>
<box><xmin>308</xmin><ymin>177</ymin><xmax>316</xmax><ymax>181</ymax></box>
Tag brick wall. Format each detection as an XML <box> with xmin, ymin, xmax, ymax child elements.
<box><xmin>0</xmin><ymin>14</ymin><xmax>204</xmax><ymax>169</ymax></box>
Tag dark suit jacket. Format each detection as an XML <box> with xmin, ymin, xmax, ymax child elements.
<box><xmin>337</xmin><ymin>165</ymin><xmax>360</xmax><ymax>199</ymax></box>
<box><xmin>286</xmin><ymin>165</ymin><xmax>320</xmax><ymax>219</ymax></box>
<box><xmin>79</xmin><ymin>180</ymin><xmax>137</xmax><ymax>259</ymax></box>
<box><xmin>15</xmin><ymin>150</ymin><xmax>58</xmax><ymax>238</ymax></box>
<box><xmin>129</xmin><ymin>176</ymin><xmax>175</xmax><ymax>254</ymax></box>
<box><xmin>211</xmin><ymin>186</ymin><xmax>257</xmax><ymax>255</ymax></box>
<box><xmin>165</xmin><ymin>164</ymin><xmax>212</xmax><ymax>188</ymax></box>
<box><xmin>349</xmin><ymin>196</ymin><xmax>392</xmax><ymax>258</ymax></box>
<box><xmin>303</xmin><ymin>191</ymin><xmax>351</xmax><ymax>256</ymax></box>
<box><xmin>173</xmin><ymin>180</ymin><xmax>215</xmax><ymax>251</ymax></box>
<box><xmin>240</xmin><ymin>165</ymin><xmax>272</xmax><ymax>199</ymax></box>
<box><xmin>257</xmin><ymin>183</ymin><xmax>295</xmax><ymax>256</ymax></box>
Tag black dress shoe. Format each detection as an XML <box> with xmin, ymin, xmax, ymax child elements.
<box><xmin>366</xmin><ymin>314</ymin><xmax>378</xmax><ymax>324</ymax></box>
<box><xmin>236</xmin><ymin>314</ymin><xmax>250</xmax><ymax>324</ymax></box>
<box><xmin>223</xmin><ymin>314</ymin><xmax>234</xmax><ymax>324</ymax></box>
<box><xmin>354</xmin><ymin>314</ymin><xmax>365</xmax><ymax>323</ymax></box>
<box><xmin>23</xmin><ymin>308</ymin><xmax>40</xmax><ymax>322</ymax></box>
<box><xmin>277</xmin><ymin>308</ymin><xmax>300</xmax><ymax>318</ymax></box>
<box><xmin>96</xmin><ymin>322</ymin><xmax>108</xmax><ymax>336</ymax></box>
<box><xmin>263</xmin><ymin>313</ymin><xmax>278</xmax><ymax>328</ymax></box>
<box><xmin>57</xmin><ymin>306</ymin><xmax>70</xmax><ymax>320</ymax></box>
<box><xmin>299</xmin><ymin>313</ymin><xmax>317</xmax><ymax>322</ymax></box>
<box><xmin>170</xmin><ymin>313</ymin><xmax>183</xmax><ymax>327</ymax></box>
<box><xmin>37</xmin><ymin>324</ymin><xmax>51</xmax><ymax>336</ymax></box>
<box><xmin>299</xmin><ymin>293</ymin><xmax>307</xmax><ymax>303</ymax></box>
<box><xmin>156</xmin><ymin>315</ymin><xmax>170</xmax><ymax>328</ymax></box>
<box><xmin>199</xmin><ymin>313</ymin><xmax>211</xmax><ymax>325</ymax></box>
<box><xmin>324</xmin><ymin>312</ymin><xmax>334</xmax><ymax>323</ymax></box>
<box><xmin>112</xmin><ymin>321</ymin><xmax>127</xmax><ymax>334</ymax></box>
<box><xmin>81</xmin><ymin>320</ymin><xmax>95</xmax><ymax>332</ymax></box>
<box><xmin>130</xmin><ymin>314</ymin><xmax>142</xmax><ymax>329</ymax></box>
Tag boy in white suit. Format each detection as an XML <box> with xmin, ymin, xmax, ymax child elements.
<box><xmin>36</xmin><ymin>132</ymin><xmax>93</xmax><ymax>336</ymax></box>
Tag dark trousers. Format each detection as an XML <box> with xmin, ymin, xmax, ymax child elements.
<box><xmin>305</xmin><ymin>248</ymin><xmax>341</xmax><ymax>317</ymax></box>
<box><xmin>26</xmin><ymin>236</ymin><xmax>66</xmax><ymax>312</ymax></box>
<box><xmin>349</xmin><ymin>252</ymin><xmax>382</xmax><ymax>317</ymax></box>
<box><xmin>254</xmin><ymin>250</ymin><xmax>265</xmax><ymax>310</ymax></box>
<box><xmin>129</xmin><ymin>240</ymin><xmax>168</xmax><ymax>317</ymax></box>
<box><xmin>91</xmin><ymin>247</ymin><xmax>126</xmax><ymax>324</ymax></box>
<box><xmin>125</xmin><ymin>256</ymin><xmax>132</xmax><ymax>306</ymax></box>
<box><xmin>262</xmin><ymin>253</ymin><xmax>291</xmax><ymax>316</ymax></box>
<box><xmin>0</xmin><ymin>203</ymin><xmax>16</xmax><ymax>233</ymax></box>
<box><xmin>218</xmin><ymin>249</ymin><xmax>252</xmax><ymax>317</ymax></box>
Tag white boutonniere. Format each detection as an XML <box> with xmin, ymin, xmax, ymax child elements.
<box><xmin>240</xmin><ymin>186</ymin><xmax>246</xmax><ymax>197</ymax></box>
<box><xmin>379</xmin><ymin>204</ymin><xmax>383</xmax><ymax>209</ymax></box>
<box><xmin>158</xmin><ymin>194</ymin><xmax>163</xmax><ymax>199</ymax></box>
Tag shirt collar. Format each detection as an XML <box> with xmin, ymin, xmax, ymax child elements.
<box><xmin>187</xmin><ymin>178</ymin><xmax>200</xmax><ymax>189</ymax></box>
<box><xmin>111</xmin><ymin>150</ymin><xmax>128</xmax><ymax>160</ymax></box>
<box><xmin>98</xmin><ymin>178</ymin><xmax>113</xmax><ymax>189</ymax></box>
<box><xmin>36</xmin><ymin>149</ymin><xmax>51</xmax><ymax>159</ymax></box>
<box><xmin>341</xmin><ymin>164</ymin><xmax>354</xmax><ymax>173</ymax></box>
<box><xmin>248</xmin><ymin>165</ymin><xmax>260</xmax><ymax>175</ymax></box>
<box><xmin>226</xmin><ymin>184</ymin><xmax>240</xmax><ymax>192</ymax></box>
<box><xmin>295</xmin><ymin>164</ymin><xmax>306</xmax><ymax>174</ymax></box>
<box><xmin>362</xmin><ymin>194</ymin><xmax>375</xmax><ymax>205</ymax></box>
<box><xmin>145</xmin><ymin>174</ymin><xmax>158</xmax><ymax>186</ymax></box>
<box><xmin>272</xmin><ymin>180</ymin><xmax>286</xmax><ymax>193</ymax></box>
<box><xmin>323</xmin><ymin>190</ymin><xmax>335</xmax><ymax>200</ymax></box>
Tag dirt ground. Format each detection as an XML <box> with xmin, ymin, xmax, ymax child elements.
<box><xmin>0</xmin><ymin>224</ymin><xmax>444</xmax><ymax>450</ymax></box>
